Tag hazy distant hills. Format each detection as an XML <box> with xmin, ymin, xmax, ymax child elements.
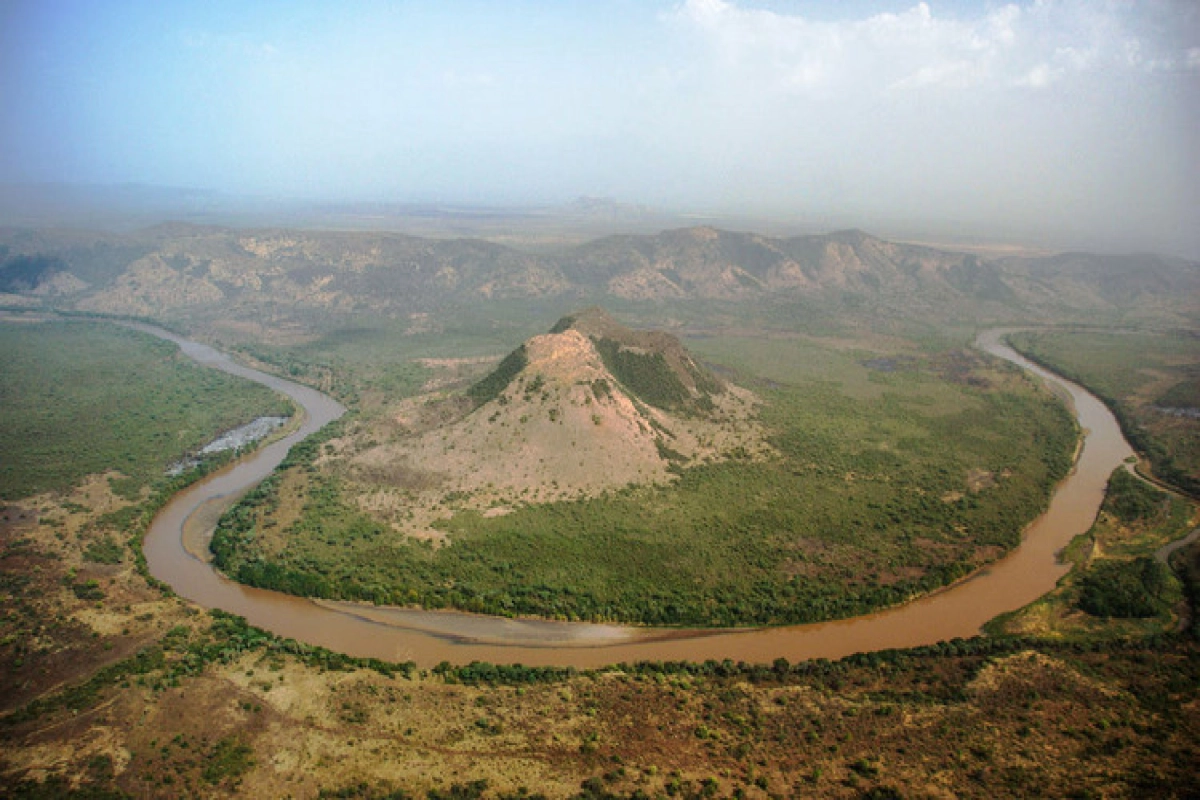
<box><xmin>0</xmin><ymin>223</ymin><xmax>1195</xmax><ymax>327</ymax></box>
<box><xmin>990</xmin><ymin>251</ymin><xmax>1200</xmax><ymax>311</ymax></box>
<box><xmin>561</xmin><ymin>226</ymin><xmax>1012</xmax><ymax>301</ymax></box>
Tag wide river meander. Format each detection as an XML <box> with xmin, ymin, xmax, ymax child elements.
<box><xmin>141</xmin><ymin>325</ymin><xmax>1133</xmax><ymax>668</ymax></box>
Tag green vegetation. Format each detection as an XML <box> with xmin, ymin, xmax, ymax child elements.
<box><xmin>987</xmin><ymin>466</ymin><xmax>1193</xmax><ymax>641</ymax></box>
<box><xmin>1077</xmin><ymin>470</ymin><xmax>1185</xmax><ymax>620</ymax></box>
<box><xmin>1007</xmin><ymin>329</ymin><xmax>1200</xmax><ymax>497</ymax></box>
<box><xmin>1172</xmin><ymin>534</ymin><xmax>1200</xmax><ymax>639</ymax></box>
<box><xmin>13</xmin><ymin>621</ymin><xmax>1199</xmax><ymax>798</ymax></box>
<box><xmin>1</xmin><ymin>357</ymin><xmax>1195</xmax><ymax>800</ymax></box>
<box><xmin>69</xmin><ymin>579</ymin><xmax>105</xmax><ymax>601</ymax></box>
<box><xmin>3</xmin><ymin>645</ymin><xmax>168</xmax><ymax>727</ymax></box>
<box><xmin>213</xmin><ymin>340</ymin><xmax>1077</xmax><ymax>626</ymax></box>
<box><xmin>1103</xmin><ymin>467</ymin><xmax>1167</xmax><ymax>523</ymax></box>
<box><xmin>468</xmin><ymin>345</ymin><xmax>528</xmax><ymax>407</ymax></box>
<box><xmin>3</xmin><ymin>608</ymin><xmax>414</xmax><ymax>729</ymax></box>
<box><xmin>0</xmin><ymin>253</ymin><xmax>63</xmax><ymax>293</ymax></box>
<box><xmin>1078</xmin><ymin>558</ymin><xmax>1178</xmax><ymax>618</ymax></box>
<box><xmin>594</xmin><ymin>337</ymin><xmax>694</xmax><ymax>412</ymax></box>
<box><xmin>0</xmin><ymin>320</ymin><xmax>290</xmax><ymax>500</ymax></box>
<box><xmin>201</xmin><ymin>736</ymin><xmax>254</xmax><ymax>786</ymax></box>
<box><xmin>230</xmin><ymin>308</ymin><xmax>559</xmax><ymax>412</ymax></box>
<box><xmin>3</xmin><ymin>228</ymin><xmax>1198</xmax><ymax>799</ymax></box>
<box><xmin>82</xmin><ymin>536</ymin><xmax>124</xmax><ymax>565</ymax></box>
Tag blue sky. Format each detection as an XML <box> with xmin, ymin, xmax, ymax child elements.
<box><xmin>1</xmin><ymin>1</ymin><xmax>1197</xmax><ymax>254</ymax></box>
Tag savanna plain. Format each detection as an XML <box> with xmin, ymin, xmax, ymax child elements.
<box><xmin>0</xmin><ymin>223</ymin><xmax>1197</xmax><ymax>798</ymax></box>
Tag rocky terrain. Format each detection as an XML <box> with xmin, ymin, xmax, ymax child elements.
<box><xmin>2</xmin><ymin>224</ymin><xmax>1196</xmax><ymax>337</ymax></box>
<box><xmin>344</xmin><ymin>308</ymin><xmax>767</xmax><ymax>540</ymax></box>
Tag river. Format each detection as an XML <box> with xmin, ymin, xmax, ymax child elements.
<box><xmin>141</xmin><ymin>324</ymin><xmax>1134</xmax><ymax>668</ymax></box>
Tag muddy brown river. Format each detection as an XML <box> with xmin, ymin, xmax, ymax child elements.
<box><xmin>141</xmin><ymin>325</ymin><xmax>1134</xmax><ymax>667</ymax></box>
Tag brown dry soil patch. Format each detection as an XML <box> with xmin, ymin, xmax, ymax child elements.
<box><xmin>2</xmin><ymin>475</ymin><xmax>1198</xmax><ymax>799</ymax></box>
<box><xmin>0</xmin><ymin>476</ymin><xmax>197</xmax><ymax>716</ymax></box>
<box><xmin>3</xmin><ymin>637</ymin><xmax>1198</xmax><ymax>799</ymax></box>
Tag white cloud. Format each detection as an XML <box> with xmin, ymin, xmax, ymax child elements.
<box><xmin>1016</xmin><ymin>62</ymin><xmax>1055</xmax><ymax>88</ymax></box>
<box><xmin>1053</xmin><ymin>45</ymin><xmax>1095</xmax><ymax>72</ymax></box>
<box><xmin>673</xmin><ymin>0</ymin><xmax>1197</xmax><ymax>94</ymax></box>
<box><xmin>894</xmin><ymin>59</ymin><xmax>979</xmax><ymax>90</ymax></box>
<box><xmin>650</xmin><ymin>1</ymin><xmax>1198</xmax><ymax>255</ymax></box>
<box><xmin>673</xmin><ymin>0</ymin><xmax>1020</xmax><ymax>94</ymax></box>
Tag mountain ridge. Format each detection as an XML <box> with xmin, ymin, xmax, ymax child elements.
<box><xmin>1</xmin><ymin>223</ymin><xmax>1196</xmax><ymax>328</ymax></box>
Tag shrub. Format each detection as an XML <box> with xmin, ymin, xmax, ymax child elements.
<box><xmin>202</xmin><ymin>736</ymin><xmax>255</xmax><ymax>785</ymax></box>
<box><xmin>1078</xmin><ymin>557</ymin><xmax>1176</xmax><ymax>618</ymax></box>
<box><xmin>595</xmin><ymin>337</ymin><xmax>692</xmax><ymax>412</ymax></box>
<box><xmin>83</xmin><ymin>537</ymin><xmax>124</xmax><ymax>565</ymax></box>
<box><xmin>1102</xmin><ymin>469</ymin><xmax>1164</xmax><ymax>523</ymax></box>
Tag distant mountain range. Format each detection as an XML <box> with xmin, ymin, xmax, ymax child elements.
<box><xmin>0</xmin><ymin>223</ymin><xmax>1195</xmax><ymax>328</ymax></box>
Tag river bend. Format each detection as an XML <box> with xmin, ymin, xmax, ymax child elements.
<box><xmin>141</xmin><ymin>325</ymin><xmax>1133</xmax><ymax>667</ymax></box>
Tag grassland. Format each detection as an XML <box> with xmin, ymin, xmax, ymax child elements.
<box><xmin>3</xmin><ymin>492</ymin><xmax>1197</xmax><ymax>798</ymax></box>
<box><xmin>212</xmin><ymin>334</ymin><xmax>1077</xmax><ymax>626</ymax></box>
<box><xmin>221</xmin><ymin>301</ymin><xmax>573</xmax><ymax>412</ymax></box>
<box><xmin>1006</xmin><ymin>329</ymin><xmax>1200</xmax><ymax>497</ymax></box>
<box><xmin>2</xmin><ymin>309</ymin><xmax>1197</xmax><ymax>798</ymax></box>
<box><xmin>0</xmin><ymin>318</ymin><xmax>291</xmax><ymax>500</ymax></box>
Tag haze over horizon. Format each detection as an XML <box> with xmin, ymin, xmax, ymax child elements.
<box><xmin>2</xmin><ymin>1</ymin><xmax>1198</xmax><ymax>257</ymax></box>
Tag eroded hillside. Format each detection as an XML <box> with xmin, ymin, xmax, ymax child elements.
<box><xmin>3</xmin><ymin>224</ymin><xmax>1197</xmax><ymax>337</ymax></box>
<box><xmin>344</xmin><ymin>309</ymin><xmax>767</xmax><ymax>540</ymax></box>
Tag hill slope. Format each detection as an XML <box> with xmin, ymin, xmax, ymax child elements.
<box><xmin>3</xmin><ymin>223</ymin><xmax>1196</xmax><ymax>332</ymax></box>
<box><xmin>349</xmin><ymin>309</ymin><xmax>766</xmax><ymax>538</ymax></box>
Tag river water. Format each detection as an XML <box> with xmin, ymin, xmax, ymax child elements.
<box><xmin>141</xmin><ymin>325</ymin><xmax>1133</xmax><ymax>668</ymax></box>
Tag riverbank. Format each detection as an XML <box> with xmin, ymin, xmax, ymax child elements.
<box><xmin>135</xmin><ymin>325</ymin><xmax>1131</xmax><ymax>667</ymax></box>
<box><xmin>4</xmin><ymin>320</ymin><xmax>1197</xmax><ymax>799</ymax></box>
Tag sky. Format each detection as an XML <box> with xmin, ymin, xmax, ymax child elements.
<box><xmin>1</xmin><ymin>0</ymin><xmax>1198</xmax><ymax>255</ymax></box>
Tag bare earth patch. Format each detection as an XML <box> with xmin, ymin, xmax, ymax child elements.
<box><xmin>0</xmin><ymin>475</ymin><xmax>197</xmax><ymax>714</ymax></box>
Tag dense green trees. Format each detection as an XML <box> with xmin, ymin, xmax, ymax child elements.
<box><xmin>1078</xmin><ymin>558</ymin><xmax>1177</xmax><ymax>618</ymax></box>
<box><xmin>594</xmin><ymin>337</ymin><xmax>693</xmax><ymax>412</ymax></box>
<box><xmin>467</xmin><ymin>345</ymin><xmax>528</xmax><ymax>407</ymax></box>
<box><xmin>1103</xmin><ymin>468</ymin><xmax>1167</xmax><ymax>523</ymax></box>
<box><xmin>1007</xmin><ymin>331</ymin><xmax>1200</xmax><ymax>498</ymax></box>
<box><xmin>211</xmin><ymin>352</ymin><xmax>1078</xmax><ymax>628</ymax></box>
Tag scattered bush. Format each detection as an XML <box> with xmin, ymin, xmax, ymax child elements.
<box><xmin>83</xmin><ymin>537</ymin><xmax>124</xmax><ymax>565</ymax></box>
<box><xmin>70</xmin><ymin>580</ymin><xmax>105</xmax><ymax>601</ymax></box>
<box><xmin>202</xmin><ymin>736</ymin><xmax>254</xmax><ymax>785</ymax></box>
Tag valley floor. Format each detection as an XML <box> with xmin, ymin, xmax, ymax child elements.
<box><xmin>2</xmin><ymin>467</ymin><xmax>1198</xmax><ymax>799</ymax></box>
<box><xmin>2</xmin><ymin>312</ymin><xmax>1198</xmax><ymax>798</ymax></box>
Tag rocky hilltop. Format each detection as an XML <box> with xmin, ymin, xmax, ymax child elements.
<box><xmin>349</xmin><ymin>308</ymin><xmax>767</xmax><ymax>540</ymax></box>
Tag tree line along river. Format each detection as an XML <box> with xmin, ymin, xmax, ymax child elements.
<box><xmin>138</xmin><ymin>324</ymin><xmax>1134</xmax><ymax>668</ymax></box>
